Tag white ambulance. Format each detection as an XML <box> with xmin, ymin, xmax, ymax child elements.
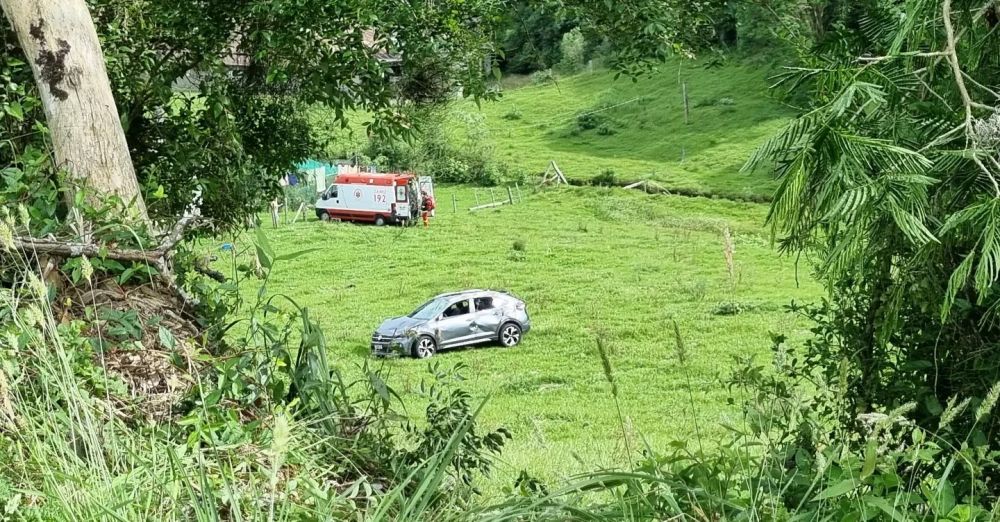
<box><xmin>314</xmin><ymin>172</ymin><xmax>425</xmax><ymax>226</ymax></box>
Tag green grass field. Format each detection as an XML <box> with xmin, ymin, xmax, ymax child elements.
<box><xmin>247</xmin><ymin>186</ymin><xmax>818</xmax><ymax>488</ymax></box>
<box><xmin>462</xmin><ymin>59</ymin><xmax>793</xmax><ymax>197</ymax></box>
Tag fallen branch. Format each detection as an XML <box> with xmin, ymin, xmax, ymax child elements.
<box><xmin>7</xmin><ymin>214</ymin><xmax>203</xmax><ymax>307</ymax></box>
<box><xmin>942</xmin><ymin>0</ymin><xmax>1000</xmax><ymax>196</ymax></box>
<box><xmin>9</xmin><ymin>214</ymin><xmax>198</xmax><ymax>263</ymax></box>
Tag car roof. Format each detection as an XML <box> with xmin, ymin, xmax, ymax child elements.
<box><xmin>432</xmin><ymin>289</ymin><xmax>518</xmax><ymax>301</ymax></box>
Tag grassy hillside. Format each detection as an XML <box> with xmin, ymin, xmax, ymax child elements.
<box><xmin>243</xmin><ymin>187</ymin><xmax>819</xmax><ymax>489</ymax></box>
<box><xmin>466</xmin><ymin>60</ymin><xmax>792</xmax><ymax>198</ymax></box>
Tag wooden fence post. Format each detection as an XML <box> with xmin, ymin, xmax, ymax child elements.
<box><xmin>452</xmin><ymin>193</ymin><xmax>457</xmax><ymax>212</ymax></box>
<box><xmin>490</xmin><ymin>188</ymin><xmax>496</xmax><ymax>205</ymax></box>
<box><xmin>507</xmin><ymin>186</ymin><xmax>514</xmax><ymax>205</ymax></box>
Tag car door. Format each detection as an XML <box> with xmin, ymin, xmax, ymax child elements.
<box><xmin>469</xmin><ymin>296</ymin><xmax>503</xmax><ymax>342</ymax></box>
<box><xmin>435</xmin><ymin>299</ymin><xmax>474</xmax><ymax>348</ymax></box>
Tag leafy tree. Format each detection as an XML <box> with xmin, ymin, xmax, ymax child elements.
<box><xmin>4</xmin><ymin>0</ymin><xmax>724</xmax><ymax>233</ymax></box>
<box><xmin>499</xmin><ymin>1</ymin><xmax>579</xmax><ymax>74</ymax></box>
<box><xmin>748</xmin><ymin>0</ymin><xmax>1000</xmax><ymax>458</ymax></box>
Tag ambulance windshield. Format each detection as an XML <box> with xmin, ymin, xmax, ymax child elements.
<box><xmin>409</xmin><ymin>297</ymin><xmax>450</xmax><ymax>320</ymax></box>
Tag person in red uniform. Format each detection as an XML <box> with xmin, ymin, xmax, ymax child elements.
<box><xmin>420</xmin><ymin>190</ymin><xmax>436</xmax><ymax>228</ymax></box>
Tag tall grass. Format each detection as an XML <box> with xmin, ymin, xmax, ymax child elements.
<box><xmin>0</xmin><ymin>227</ymin><xmax>497</xmax><ymax>521</ymax></box>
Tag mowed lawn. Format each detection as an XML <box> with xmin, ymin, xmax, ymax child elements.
<box><xmin>243</xmin><ymin>186</ymin><xmax>819</xmax><ymax>486</ymax></box>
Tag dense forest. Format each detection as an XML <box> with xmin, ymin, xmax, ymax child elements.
<box><xmin>4</xmin><ymin>0</ymin><xmax>1000</xmax><ymax>519</ymax></box>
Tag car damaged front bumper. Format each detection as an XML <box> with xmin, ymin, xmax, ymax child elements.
<box><xmin>370</xmin><ymin>334</ymin><xmax>415</xmax><ymax>357</ymax></box>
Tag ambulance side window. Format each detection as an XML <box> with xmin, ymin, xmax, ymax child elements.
<box><xmin>328</xmin><ymin>186</ymin><xmax>338</xmax><ymax>199</ymax></box>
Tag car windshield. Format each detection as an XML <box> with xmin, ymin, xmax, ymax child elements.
<box><xmin>408</xmin><ymin>297</ymin><xmax>451</xmax><ymax>320</ymax></box>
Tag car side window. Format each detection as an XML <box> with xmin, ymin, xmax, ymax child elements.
<box><xmin>474</xmin><ymin>297</ymin><xmax>494</xmax><ymax>312</ymax></box>
<box><xmin>330</xmin><ymin>186</ymin><xmax>338</xmax><ymax>199</ymax></box>
<box><xmin>443</xmin><ymin>299</ymin><xmax>471</xmax><ymax>318</ymax></box>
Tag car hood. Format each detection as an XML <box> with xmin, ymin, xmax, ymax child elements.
<box><xmin>375</xmin><ymin>316</ymin><xmax>425</xmax><ymax>336</ymax></box>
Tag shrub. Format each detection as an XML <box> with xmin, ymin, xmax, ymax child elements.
<box><xmin>575</xmin><ymin>111</ymin><xmax>607</xmax><ymax>130</ymax></box>
<box><xmin>530</xmin><ymin>69</ymin><xmax>555</xmax><ymax>85</ymax></box>
<box><xmin>596</xmin><ymin>123</ymin><xmax>615</xmax><ymax>135</ymax></box>
<box><xmin>711</xmin><ymin>300</ymin><xmax>757</xmax><ymax>316</ymax></box>
<box><xmin>592</xmin><ymin>168</ymin><xmax>617</xmax><ymax>187</ymax></box>
<box><xmin>693</xmin><ymin>96</ymin><xmax>737</xmax><ymax>108</ymax></box>
<box><xmin>501</xmin><ymin>106</ymin><xmax>523</xmax><ymax>120</ymax></box>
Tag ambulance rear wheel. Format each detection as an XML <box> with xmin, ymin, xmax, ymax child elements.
<box><xmin>319</xmin><ymin>212</ymin><xmax>330</xmax><ymax>222</ymax></box>
<box><xmin>374</xmin><ymin>215</ymin><xmax>386</xmax><ymax>226</ymax></box>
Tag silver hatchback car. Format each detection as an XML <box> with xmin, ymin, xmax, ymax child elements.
<box><xmin>371</xmin><ymin>290</ymin><xmax>531</xmax><ymax>358</ymax></box>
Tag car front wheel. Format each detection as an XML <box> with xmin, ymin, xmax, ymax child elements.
<box><xmin>412</xmin><ymin>336</ymin><xmax>436</xmax><ymax>359</ymax></box>
<box><xmin>499</xmin><ymin>323</ymin><xmax>522</xmax><ymax>347</ymax></box>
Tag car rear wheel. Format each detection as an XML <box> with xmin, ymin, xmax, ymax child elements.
<box><xmin>375</xmin><ymin>215</ymin><xmax>386</xmax><ymax>226</ymax></box>
<box><xmin>412</xmin><ymin>336</ymin><xmax>436</xmax><ymax>359</ymax></box>
<box><xmin>499</xmin><ymin>323</ymin><xmax>522</xmax><ymax>347</ymax></box>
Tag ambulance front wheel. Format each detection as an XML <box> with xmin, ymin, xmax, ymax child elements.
<box><xmin>374</xmin><ymin>215</ymin><xmax>386</xmax><ymax>226</ymax></box>
<box><xmin>319</xmin><ymin>212</ymin><xmax>330</xmax><ymax>222</ymax></box>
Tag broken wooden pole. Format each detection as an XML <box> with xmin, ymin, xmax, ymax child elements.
<box><xmin>490</xmin><ymin>188</ymin><xmax>497</xmax><ymax>204</ymax></box>
<box><xmin>291</xmin><ymin>203</ymin><xmax>306</xmax><ymax>224</ymax></box>
<box><xmin>452</xmin><ymin>193</ymin><xmax>458</xmax><ymax>212</ymax></box>
<box><xmin>551</xmin><ymin>161</ymin><xmax>568</xmax><ymax>184</ymax></box>
<box><xmin>507</xmin><ymin>186</ymin><xmax>514</xmax><ymax>205</ymax></box>
<box><xmin>469</xmin><ymin>201</ymin><xmax>508</xmax><ymax>212</ymax></box>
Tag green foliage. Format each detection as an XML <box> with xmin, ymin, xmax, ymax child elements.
<box><xmin>501</xmin><ymin>106</ymin><xmax>523</xmax><ymax>121</ymax></box>
<box><xmin>399</xmin><ymin>363</ymin><xmax>511</xmax><ymax>488</ymax></box>
<box><xmin>474</xmin><ymin>336</ymin><xmax>1000</xmax><ymax>519</ymax></box>
<box><xmin>0</xmin><ymin>231</ymin><xmax>512</xmax><ymax>519</ymax></box>
<box><xmin>592</xmin><ymin>168</ymin><xmax>618</xmax><ymax>186</ymax></box>
<box><xmin>499</xmin><ymin>2</ymin><xmax>580</xmax><ymax>74</ymax></box>
<box><xmin>558</xmin><ymin>28</ymin><xmax>588</xmax><ymax>72</ymax></box>
<box><xmin>743</xmin><ymin>0</ymin><xmax>1000</xmax><ymax>500</ymax></box>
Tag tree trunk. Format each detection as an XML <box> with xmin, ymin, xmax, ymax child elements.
<box><xmin>1</xmin><ymin>0</ymin><xmax>148</xmax><ymax>222</ymax></box>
